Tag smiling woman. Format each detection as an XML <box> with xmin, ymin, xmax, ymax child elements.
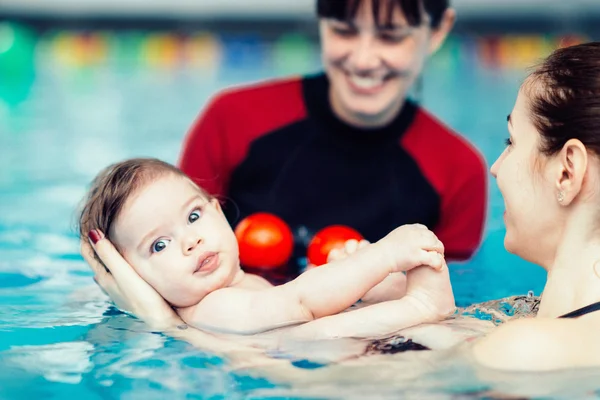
<box><xmin>178</xmin><ymin>0</ymin><xmax>488</xmax><ymax>276</ymax></box>
<box><xmin>317</xmin><ymin>0</ymin><xmax>452</xmax><ymax>126</ymax></box>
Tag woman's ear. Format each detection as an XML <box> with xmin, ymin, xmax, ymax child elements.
<box><xmin>556</xmin><ymin>139</ymin><xmax>588</xmax><ymax>206</ymax></box>
<box><xmin>428</xmin><ymin>8</ymin><xmax>455</xmax><ymax>55</ymax></box>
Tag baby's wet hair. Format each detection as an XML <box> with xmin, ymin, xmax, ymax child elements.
<box><xmin>78</xmin><ymin>158</ymin><xmax>211</xmax><ymax>250</ymax></box>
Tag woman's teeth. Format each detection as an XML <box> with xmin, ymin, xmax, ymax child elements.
<box><xmin>349</xmin><ymin>75</ymin><xmax>384</xmax><ymax>89</ymax></box>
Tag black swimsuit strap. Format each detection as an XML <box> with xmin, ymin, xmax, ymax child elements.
<box><xmin>558</xmin><ymin>301</ymin><xmax>600</xmax><ymax>319</ymax></box>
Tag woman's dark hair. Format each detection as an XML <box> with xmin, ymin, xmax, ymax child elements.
<box><xmin>316</xmin><ymin>0</ymin><xmax>450</xmax><ymax>29</ymax></box>
<box><xmin>526</xmin><ymin>42</ymin><xmax>600</xmax><ymax>157</ymax></box>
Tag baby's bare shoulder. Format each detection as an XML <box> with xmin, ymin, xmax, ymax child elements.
<box><xmin>240</xmin><ymin>273</ymin><xmax>274</xmax><ymax>290</ymax></box>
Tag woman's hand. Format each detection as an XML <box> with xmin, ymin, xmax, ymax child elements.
<box><xmin>81</xmin><ymin>230</ymin><xmax>183</xmax><ymax>330</ymax></box>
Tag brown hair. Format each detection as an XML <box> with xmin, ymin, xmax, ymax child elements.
<box><xmin>526</xmin><ymin>42</ymin><xmax>600</xmax><ymax>157</ymax></box>
<box><xmin>316</xmin><ymin>0</ymin><xmax>450</xmax><ymax>29</ymax></box>
<box><xmin>78</xmin><ymin>158</ymin><xmax>210</xmax><ymax>246</ymax></box>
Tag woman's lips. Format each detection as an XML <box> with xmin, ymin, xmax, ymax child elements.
<box><xmin>345</xmin><ymin>73</ymin><xmax>387</xmax><ymax>95</ymax></box>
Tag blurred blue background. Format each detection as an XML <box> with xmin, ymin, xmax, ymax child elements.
<box><xmin>1</xmin><ymin>0</ymin><xmax>599</xmax><ymax>306</ymax></box>
<box><xmin>1</xmin><ymin>1</ymin><xmax>600</xmax><ymax>398</ymax></box>
<box><xmin>0</xmin><ymin>0</ymin><xmax>600</xmax><ymax>305</ymax></box>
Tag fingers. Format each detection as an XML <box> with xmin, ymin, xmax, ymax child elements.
<box><xmin>327</xmin><ymin>239</ymin><xmax>371</xmax><ymax>262</ymax></box>
<box><xmin>344</xmin><ymin>239</ymin><xmax>359</xmax><ymax>254</ymax></box>
<box><xmin>345</xmin><ymin>239</ymin><xmax>370</xmax><ymax>252</ymax></box>
<box><xmin>80</xmin><ymin>238</ymin><xmax>108</xmax><ymax>277</ymax></box>
<box><xmin>93</xmin><ymin>275</ymin><xmax>111</xmax><ymax>297</ymax></box>
<box><xmin>327</xmin><ymin>239</ymin><xmax>358</xmax><ymax>262</ymax></box>
<box><xmin>417</xmin><ymin>230</ymin><xmax>444</xmax><ymax>254</ymax></box>
<box><xmin>417</xmin><ymin>250</ymin><xmax>445</xmax><ymax>271</ymax></box>
<box><xmin>327</xmin><ymin>248</ymin><xmax>342</xmax><ymax>263</ymax></box>
<box><xmin>358</xmin><ymin>239</ymin><xmax>370</xmax><ymax>249</ymax></box>
<box><xmin>424</xmin><ymin>238</ymin><xmax>444</xmax><ymax>255</ymax></box>
<box><xmin>81</xmin><ymin>237</ymin><xmax>120</xmax><ymax>297</ymax></box>
<box><xmin>305</xmin><ymin>263</ymin><xmax>317</xmax><ymax>270</ymax></box>
<box><xmin>393</xmin><ymin>224</ymin><xmax>444</xmax><ymax>254</ymax></box>
<box><xmin>93</xmin><ymin>267</ymin><xmax>120</xmax><ymax>292</ymax></box>
<box><xmin>87</xmin><ymin>229</ymin><xmax>140</xmax><ymax>284</ymax></box>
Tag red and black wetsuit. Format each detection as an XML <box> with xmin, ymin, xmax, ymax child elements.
<box><xmin>179</xmin><ymin>73</ymin><xmax>487</xmax><ymax>275</ymax></box>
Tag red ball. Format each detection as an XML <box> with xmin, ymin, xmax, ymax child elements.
<box><xmin>234</xmin><ymin>213</ymin><xmax>294</xmax><ymax>269</ymax></box>
<box><xmin>307</xmin><ymin>225</ymin><xmax>363</xmax><ymax>266</ymax></box>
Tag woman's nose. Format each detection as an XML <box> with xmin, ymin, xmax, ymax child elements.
<box><xmin>490</xmin><ymin>152</ymin><xmax>504</xmax><ymax>178</ymax></box>
<box><xmin>490</xmin><ymin>159</ymin><xmax>498</xmax><ymax>178</ymax></box>
<box><xmin>348</xmin><ymin>34</ymin><xmax>380</xmax><ymax>72</ymax></box>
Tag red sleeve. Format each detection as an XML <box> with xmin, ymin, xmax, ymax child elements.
<box><xmin>401</xmin><ymin>110</ymin><xmax>488</xmax><ymax>261</ymax></box>
<box><xmin>178</xmin><ymin>77</ymin><xmax>307</xmax><ymax>197</ymax></box>
<box><xmin>178</xmin><ymin>96</ymin><xmax>228</xmax><ymax>197</ymax></box>
<box><xmin>433</xmin><ymin>157</ymin><xmax>487</xmax><ymax>261</ymax></box>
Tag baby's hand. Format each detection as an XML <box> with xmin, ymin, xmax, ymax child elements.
<box><xmin>328</xmin><ymin>238</ymin><xmax>408</xmax><ymax>304</ymax></box>
<box><xmin>374</xmin><ymin>224</ymin><xmax>445</xmax><ymax>274</ymax></box>
<box><xmin>405</xmin><ymin>259</ymin><xmax>455</xmax><ymax>321</ymax></box>
<box><xmin>327</xmin><ymin>239</ymin><xmax>371</xmax><ymax>263</ymax></box>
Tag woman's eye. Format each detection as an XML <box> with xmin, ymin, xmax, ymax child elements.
<box><xmin>379</xmin><ymin>33</ymin><xmax>408</xmax><ymax>43</ymax></box>
<box><xmin>152</xmin><ymin>239</ymin><xmax>171</xmax><ymax>253</ymax></box>
<box><xmin>332</xmin><ymin>27</ymin><xmax>356</xmax><ymax>37</ymax></box>
<box><xmin>505</xmin><ymin>138</ymin><xmax>512</xmax><ymax>146</ymax></box>
<box><xmin>188</xmin><ymin>209</ymin><xmax>202</xmax><ymax>223</ymax></box>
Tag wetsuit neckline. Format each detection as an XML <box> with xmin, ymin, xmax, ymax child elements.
<box><xmin>302</xmin><ymin>72</ymin><xmax>418</xmax><ymax>142</ymax></box>
<box><xmin>558</xmin><ymin>301</ymin><xmax>600</xmax><ymax>319</ymax></box>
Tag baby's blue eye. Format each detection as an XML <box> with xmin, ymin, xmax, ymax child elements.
<box><xmin>189</xmin><ymin>209</ymin><xmax>202</xmax><ymax>223</ymax></box>
<box><xmin>152</xmin><ymin>239</ymin><xmax>171</xmax><ymax>253</ymax></box>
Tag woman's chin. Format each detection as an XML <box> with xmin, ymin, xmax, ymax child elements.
<box><xmin>342</xmin><ymin>102</ymin><xmax>395</xmax><ymax>124</ymax></box>
<box><xmin>503</xmin><ymin>236</ymin><xmax>534</xmax><ymax>262</ymax></box>
<box><xmin>503</xmin><ymin>234</ymin><xmax>518</xmax><ymax>255</ymax></box>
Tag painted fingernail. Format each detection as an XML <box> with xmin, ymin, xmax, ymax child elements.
<box><xmin>88</xmin><ymin>229</ymin><xmax>103</xmax><ymax>244</ymax></box>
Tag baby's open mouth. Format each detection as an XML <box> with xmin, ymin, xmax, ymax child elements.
<box><xmin>195</xmin><ymin>252</ymin><xmax>219</xmax><ymax>274</ymax></box>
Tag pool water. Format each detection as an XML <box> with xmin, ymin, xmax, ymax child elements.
<box><xmin>0</xmin><ymin>28</ymin><xmax>596</xmax><ymax>398</ymax></box>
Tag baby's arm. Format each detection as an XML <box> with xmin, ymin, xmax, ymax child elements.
<box><xmin>360</xmin><ymin>273</ymin><xmax>407</xmax><ymax>303</ymax></box>
<box><xmin>184</xmin><ymin>224</ymin><xmax>444</xmax><ymax>334</ymax></box>
<box><xmin>285</xmin><ymin>293</ymin><xmax>437</xmax><ymax>340</ymax></box>
<box><xmin>182</xmin><ymin>240</ymin><xmax>395</xmax><ymax>334</ymax></box>
<box><xmin>327</xmin><ymin>239</ymin><xmax>407</xmax><ymax>303</ymax></box>
<box><xmin>286</xmin><ymin>263</ymin><xmax>455</xmax><ymax>340</ymax></box>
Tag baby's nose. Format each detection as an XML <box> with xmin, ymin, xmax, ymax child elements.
<box><xmin>184</xmin><ymin>235</ymin><xmax>202</xmax><ymax>254</ymax></box>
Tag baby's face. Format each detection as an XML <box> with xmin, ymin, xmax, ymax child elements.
<box><xmin>112</xmin><ymin>174</ymin><xmax>241</xmax><ymax>307</ymax></box>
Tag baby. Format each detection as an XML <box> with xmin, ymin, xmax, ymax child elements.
<box><xmin>80</xmin><ymin>158</ymin><xmax>454</xmax><ymax>336</ymax></box>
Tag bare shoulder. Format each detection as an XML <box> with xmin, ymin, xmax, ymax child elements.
<box><xmin>180</xmin><ymin>282</ymin><xmax>307</xmax><ymax>335</ymax></box>
<box><xmin>242</xmin><ymin>273</ymin><xmax>273</xmax><ymax>290</ymax></box>
<box><xmin>181</xmin><ymin>287</ymin><xmax>259</xmax><ymax>333</ymax></box>
<box><xmin>473</xmin><ymin>317</ymin><xmax>600</xmax><ymax>371</ymax></box>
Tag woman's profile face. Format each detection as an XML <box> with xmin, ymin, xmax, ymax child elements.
<box><xmin>319</xmin><ymin>0</ymin><xmax>452</xmax><ymax>127</ymax></box>
<box><xmin>491</xmin><ymin>87</ymin><xmax>561</xmax><ymax>266</ymax></box>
